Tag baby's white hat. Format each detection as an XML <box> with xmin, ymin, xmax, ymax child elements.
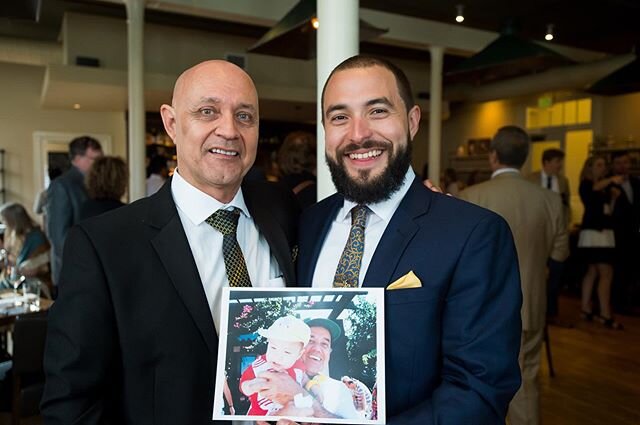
<box><xmin>258</xmin><ymin>316</ymin><xmax>311</xmax><ymax>346</ymax></box>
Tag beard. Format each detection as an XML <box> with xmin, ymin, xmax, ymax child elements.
<box><xmin>326</xmin><ymin>137</ymin><xmax>412</xmax><ymax>205</ymax></box>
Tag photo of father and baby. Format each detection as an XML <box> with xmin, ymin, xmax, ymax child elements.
<box><xmin>213</xmin><ymin>288</ymin><xmax>385</xmax><ymax>424</ymax></box>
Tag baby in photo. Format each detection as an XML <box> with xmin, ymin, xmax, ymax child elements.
<box><xmin>239</xmin><ymin>316</ymin><xmax>310</xmax><ymax>416</ymax></box>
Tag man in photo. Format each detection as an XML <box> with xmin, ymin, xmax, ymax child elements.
<box><xmin>257</xmin><ymin>317</ymin><xmax>362</xmax><ymax>421</ymax></box>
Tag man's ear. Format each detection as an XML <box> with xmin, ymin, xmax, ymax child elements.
<box><xmin>408</xmin><ymin>105</ymin><xmax>421</xmax><ymax>140</ymax></box>
<box><xmin>160</xmin><ymin>104</ymin><xmax>177</xmax><ymax>142</ymax></box>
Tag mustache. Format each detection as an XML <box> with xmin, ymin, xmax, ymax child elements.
<box><xmin>339</xmin><ymin>140</ymin><xmax>390</xmax><ymax>154</ymax></box>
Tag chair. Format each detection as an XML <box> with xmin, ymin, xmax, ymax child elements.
<box><xmin>543</xmin><ymin>324</ymin><xmax>555</xmax><ymax>377</ymax></box>
<box><xmin>9</xmin><ymin>313</ymin><xmax>48</xmax><ymax>425</ymax></box>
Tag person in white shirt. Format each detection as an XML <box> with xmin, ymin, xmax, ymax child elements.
<box><xmin>42</xmin><ymin>60</ymin><xmax>299</xmax><ymax>425</ymax></box>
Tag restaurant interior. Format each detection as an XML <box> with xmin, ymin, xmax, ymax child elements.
<box><xmin>0</xmin><ymin>0</ymin><xmax>639</xmax><ymax>423</ymax></box>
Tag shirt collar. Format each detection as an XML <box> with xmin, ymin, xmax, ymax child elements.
<box><xmin>339</xmin><ymin>167</ymin><xmax>415</xmax><ymax>223</ymax></box>
<box><xmin>491</xmin><ymin>167</ymin><xmax>520</xmax><ymax>179</ymax></box>
<box><xmin>171</xmin><ymin>170</ymin><xmax>250</xmax><ymax>225</ymax></box>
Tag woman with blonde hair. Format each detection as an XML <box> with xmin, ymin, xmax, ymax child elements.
<box><xmin>577</xmin><ymin>155</ymin><xmax>624</xmax><ymax>329</ymax></box>
<box><xmin>0</xmin><ymin>202</ymin><xmax>50</xmax><ymax>286</ymax></box>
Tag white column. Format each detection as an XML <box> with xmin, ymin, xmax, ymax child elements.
<box><xmin>125</xmin><ymin>0</ymin><xmax>146</xmax><ymax>201</ymax></box>
<box><xmin>428</xmin><ymin>45</ymin><xmax>444</xmax><ymax>186</ymax></box>
<box><xmin>316</xmin><ymin>0</ymin><xmax>359</xmax><ymax>201</ymax></box>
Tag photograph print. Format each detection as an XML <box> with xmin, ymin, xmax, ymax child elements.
<box><xmin>213</xmin><ymin>287</ymin><xmax>385</xmax><ymax>424</ymax></box>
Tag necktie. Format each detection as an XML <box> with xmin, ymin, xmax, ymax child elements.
<box><xmin>334</xmin><ymin>205</ymin><xmax>369</xmax><ymax>288</ymax></box>
<box><xmin>546</xmin><ymin>176</ymin><xmax>552</xmax><ymax>190</ymax></box>
<box><xmin>206</xmin><ymin>208</ymin><xmax>252</xmax><ymax>287</ymax></box>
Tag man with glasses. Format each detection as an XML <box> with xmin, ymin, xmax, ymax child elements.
<box><xmin>46</xmin><ymin>135</ymin><xmax>103</xmax><ymax>287</ymax></box>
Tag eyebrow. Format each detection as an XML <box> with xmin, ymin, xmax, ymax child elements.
<box><xmin>324</xmin><ymin>96</ymin><xmax>394</xmax><ymax>118</ymax></box>
<box><xmin>195</xmin><ymin>97</ymin><xmax>257</xmax><ymax>113</ymax></box>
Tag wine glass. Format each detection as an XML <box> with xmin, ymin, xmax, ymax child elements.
<box><xmin>10</xmin><ymin>272</ymin><xmax>26</xmax><ymax>305</ymax></box>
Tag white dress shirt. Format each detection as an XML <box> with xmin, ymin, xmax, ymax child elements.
<box><xmin>492</xmin><ymin>167</ymin><xmax>520</xmax><ymax>179</ymax></box>
<box><xmin>540</xmin><ymin>170</ymin><xmax>560</xmax><ymax>193</ymax></box>
<box><xmin>312</xmin><ymin>168</ymin><xmax>415</xmax><ymax>288</ymax></box>
<box><xmin>171</xmin><ymin>171</ymin><xmax>284</xmax><ymax>332</ymax></box>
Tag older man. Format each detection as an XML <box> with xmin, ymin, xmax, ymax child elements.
<box><xmin>41</xmin><ymin>60</ymin><xmax>299</xmax><ymax>424</ymax></box>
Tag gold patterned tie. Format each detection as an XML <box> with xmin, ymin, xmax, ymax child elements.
<box><xmin>206</xmin><ymin>208</ymin><xmax>252</xmax><ymax>287</ymax></box>
<box><xmin>334</xmin><ymin>205</ymin><xmax>369</xmax><ymax>288</ymax></box>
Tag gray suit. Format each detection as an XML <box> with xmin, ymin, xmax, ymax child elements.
<box><xmin>46</xmin><ymin>166</ymin><xmax>88</xmax><ymax>285</ymax></box>
<box><xmin>460</xmin><ymin>171</ymin><xmax>568</xmax><ymax>425</ymax></box>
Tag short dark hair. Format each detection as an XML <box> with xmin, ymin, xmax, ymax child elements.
<box><xmin>69</xmin><ymin>136</ymin><xmax>102</xmax><ymax>160</ymax></box>
<box><xmin>542</xmin><ymin>148</ymin><xmax>565</xmax><ymax>163</ymax></box>
<box><xmin>321</xmin><ymin>55</ymin><xmax>415</xmax><ymax>120</ymax></box>
<box><xmin>491</xmin><ymin>126</ymin><xmax>530</xmax><ymax>168</ymax></box>
<box><xmin>277</xmin><ymin>131</ymin><xmax>316</xmax><ymax>176</ymax></box>
<box><xmin>86</xmin><ymin>156</ymin><xmax>128</xmax><ymax>200</ymax></box>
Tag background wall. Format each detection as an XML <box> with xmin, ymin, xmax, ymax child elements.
<box><xmin>0</xmin><ymin>62</ymin><xmax>126</xmax><ymax>212</ymax></box>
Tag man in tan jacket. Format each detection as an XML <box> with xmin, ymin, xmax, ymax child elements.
<box><xmin>460</xmin><ymin>126</ymin><xmax>569</xmax><ymax>425</ymax></box>
<box><xmin>528</xmin><ymin>148</ymin><xmax>572</xmax><ymax>323</ymax></box>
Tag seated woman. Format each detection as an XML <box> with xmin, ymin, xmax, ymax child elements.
<box><xmin>0</xmin><ymin>203</ymin><xmax>51</xmax><ymax>288</ymax></box>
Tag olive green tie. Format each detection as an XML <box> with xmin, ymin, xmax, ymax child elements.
<box><xmin>206</xmin><ymin>208</ymin><xmax>252</xmax><ymax>287</ymax></box>
<box><xmin>333</xmin><ymin>205</ymin><xmax>369</xmax><ymax>288</ymax></box>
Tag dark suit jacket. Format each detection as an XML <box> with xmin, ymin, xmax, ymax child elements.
<box><xmin>46</xmin><ymin>166</ymin><xmax>89</xmax><ymax>284</ymax></box>
<box><xmin>41</xmin><ymin>179</ymin><xmax>298</xmax><ymax>425</ymax></box>
<box><xmin>612</xmin><ymin>176</ymin><xmax>640</xmax><ymax>244</ymax></box>
<box><xmin>297</xmin><ymin>177</ymin><xmax>522</xmax><ymax>425</ymax></box>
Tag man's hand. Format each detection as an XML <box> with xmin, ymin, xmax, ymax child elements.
<box><xmin>257</xmin><ymin>371</ymin><xmax>304</xmax><ymax>405</ymax></box>
<box><xmin>423</xmin><ymin>179</ymin><xmax>452</xmax><ymax>196</ymax></box>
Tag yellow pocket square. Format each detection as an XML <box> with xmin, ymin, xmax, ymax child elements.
<box><xmin>387</xmin><ymin>271</ymin><xmax>422</xmax><ymax>290</ymax></box>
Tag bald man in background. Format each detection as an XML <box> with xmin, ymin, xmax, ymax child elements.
<box><xmin>42</xmin><ymin>60</ymin><xmax>299</xmax><ymax>424</ymax></box>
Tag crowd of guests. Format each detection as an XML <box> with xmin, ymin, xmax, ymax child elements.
<box><xmin>443</xmin><ymin>147</ymin><xmax>639</xmax><ymax>330</ymax></box>
<box><xmin>0</xmin><ymin>137</ymin><xmax>129</xmax><ymax>294</ymax></box>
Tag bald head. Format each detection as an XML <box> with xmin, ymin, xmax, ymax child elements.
<box><xmin>160</xmin><ymin>60</ymin><xmax>260</xmax><ymax>202</ymax></box>
<box><xmin>172</xmin><ymin>60</ymin><xmax>258</xmax><ymax>111</ymax></box>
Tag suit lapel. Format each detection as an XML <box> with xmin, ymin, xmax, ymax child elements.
<box><xmin>148</xmin><ymin>182</ymin><xmax>218</xmax><ymax>355</ymax></box>
<box><xmin>243</xmin><ymin>184</ymin><xmax>295</xmax><ymax>286</ymax></box>
<box><xmin>298</xmin><ymin>195</ymin><xmax>343</xmax><ymax>287</ymax></box>
<box><xmin>363</xmin><ymin>178</ymin><xmax>432</xmax><ymax>288</ymax></box>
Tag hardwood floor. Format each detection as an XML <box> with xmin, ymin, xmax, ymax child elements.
<box><xmin>540</xmin><ymin>296</ymin><xmax>640</xmax><ymax>424</ymax></box>
<box><xmin>3</xmin><ymin>296</ymin><xmax>638</xmax><ymax>425</ymax></box>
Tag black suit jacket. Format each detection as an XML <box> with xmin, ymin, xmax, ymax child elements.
<box><xmin>41</xmin><ymin>179</ymin><xmax>298</xmax><ymax>425</ymax></box>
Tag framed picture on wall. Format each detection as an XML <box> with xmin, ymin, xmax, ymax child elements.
<box><xmin>467</xmin><ymin>138</ymin><xmax>491</xmax><ymax>155</ymax></box>
<box><xmin>212</xmin><ymin>287</ymin><xmax>386</xmax><ymax>424</ymax></box>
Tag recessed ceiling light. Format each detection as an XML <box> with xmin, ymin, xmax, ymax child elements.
<box><xmin>455</xmin><ymin>5</ymin><xmax>464</xmax><ymax>23</ymax></box>
<box><xmin>311</xmin><ymin>17</ymin><xmax>319</xmax><ymax>29</ymax></box>
<box><xmin>545</xmin><ymin>24</ymin><xmax>554</xmax><ymax>41</ymax></box>
<box><xmin>73</xmin><ymin>103</ymin><xmax>81</xmax><ymax>109</ymax></box>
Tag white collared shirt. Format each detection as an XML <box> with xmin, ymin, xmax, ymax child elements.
<box><xmin>311</xmin><ymin>168</ymin><xmax>416</xmax><ymax>288</ymax></box>
<box><xmin>171</xmin><ymin>171</ymin><xmax>284</xmax><ymax>332</ymax></box>
<box><xmin>540</xmin><ymin>170</ymin><xmax>560</xmax><ymax>193</ymax></box>
<box><xmin>491</xmin><ymin>167</ymin><xmax>520</xmax><ymax>179</ymax></box>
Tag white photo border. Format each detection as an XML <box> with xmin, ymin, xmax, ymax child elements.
<box><xmin>213</xmin><ymin>286</ymin><xmax>386</xmax><ymax>424</ymax></box>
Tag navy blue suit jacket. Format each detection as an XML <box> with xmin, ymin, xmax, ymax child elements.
<box><xmin>297</xmin><ymin>177</ymin><xmax>522</xmax><ymax>424</ymax></box>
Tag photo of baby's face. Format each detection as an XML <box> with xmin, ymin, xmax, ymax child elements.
<box><xmin>265</xmin><ymin>339</ymin><xmax>304</xmax><ymax>371</ymax></box>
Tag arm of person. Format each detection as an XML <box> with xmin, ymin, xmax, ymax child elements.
<box><xmin>41</xmin><ymin>226</ymin><xmax>117</xmax><ymax>424</ymax></box>
<box><xmin>389</xmin><ymin>214</ymin><xmax>522</xmax><ymax>424</ymax></box>
<box><xmin>223</xmin><ymin>378</ymin><xmax>235</xmax><ymax>415</ymax></box>
<box><xmin>549</xmin><ymin>195</ymin><xmax>570</xmax><ymax>263</ymax></box>
<box><xmin>46</xmin><ymin>181</ymin><xmax>72</xmax><ymax>257</ymax></box>
<box><xmin>257</xmin><ymin>371</ymin><xmax>341</xmax><ymax>419</ymax></box>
